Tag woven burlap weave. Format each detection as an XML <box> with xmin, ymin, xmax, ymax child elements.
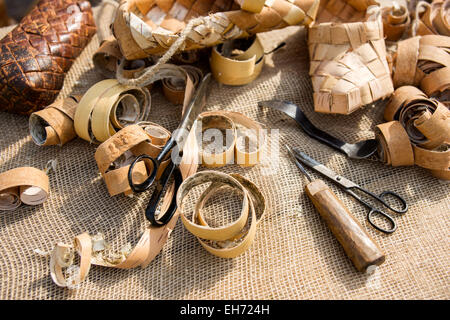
<box><xmin>0</xmin><ymin>2</ymin><xmax>449</xmax><ymax>300</ymax></box>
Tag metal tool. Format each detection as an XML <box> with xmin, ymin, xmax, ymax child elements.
<box><xmin>289</xmin><ymin>147</ymin><xmax>408</xmax><ymax>233</ymax></box>
<box><xmin>259</xmin><ymin>100</ymin><xmax>378</xmax><ymax>159</ymax></box>
<box><xmin>127</xmin><ymin>73</ymin><xmax>212</xmax><ymax>226</ymax></box>
<box><xmin>286</xmin><ymin>145</ymin><xmax>385</xmax><ymax>273</ymax></box>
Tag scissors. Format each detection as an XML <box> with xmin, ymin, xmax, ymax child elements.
<box><xmin>127</xmin><ymin>73</ymin><xmax>212</xmax><ymax>226</ymax></box>
<box><xmin>290</xmin><ymin>148</ymin><xmax>408</xmax><ymax>233</ymax></box>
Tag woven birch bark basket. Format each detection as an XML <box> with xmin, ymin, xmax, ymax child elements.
<box><xmin>308</xmin><ymin>0</ymin><xmax>394</xmax><ymax>115</ymax></box>
<box><xmin>113</xmin><ymin>0</ymin><xmax>320</xmax><ymax>60</ymax></box>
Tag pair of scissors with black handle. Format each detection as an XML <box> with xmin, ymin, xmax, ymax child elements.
<box><xmin>127</xmin><ymin>73</ymin><xmax>212</xmax><ymax>226</ymax></box>
<box><xmin>291</xmin><ymin>148</ymin><xmax>408</xmax><ymax>233</ymax></box>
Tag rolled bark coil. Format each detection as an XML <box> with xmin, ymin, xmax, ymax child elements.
<box><xmin>29</xmin><ymin>96</ymin><xmax>81</xmax><ymax>147</ymax></box>
<box><xmin>0</xmin><ymin>167</ymin><xmax>50</xmax><ymax>211</ymax></box>
<box><xmin>382</xmin><ymin>2</ymin><xmax>410</xmax><ymax>41</ymax></box>
<box><xmin>177</xmin><ymin>171</ymin><xmax>266</xmax><ymax>258</ymax></box>
<box><xmin>210</xmin><ymin>36</ymin><xmax>265</xmax><ymax>86</ymax></box>
<box><xmin>390</xmin><ymin>35</ymin><xmax>450</xmax><ymax>105</ymax></box>
<box><xmin>382</xmin><ymin>85</ymin><xmax>450</xmax><ymax>179</ymax></box>
<box><xmin>74</xmin><ymin>79</ymin><xmax>151</xmax><ymax>143</ymax></box>
<box><xmin>162</xmin><ymin>65</ymin><xmax>202</xmax><ymax>104</ymax></box>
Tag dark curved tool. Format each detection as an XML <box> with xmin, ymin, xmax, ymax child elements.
<box><xmin>127</xmin><ymin>73</ymin><xmax>212</xmax><ymax>226</ymax></box>
<box><xmin>258</xmin><ymin>100</ymin><xmax>378</xmax><ymax>160</ymax></box>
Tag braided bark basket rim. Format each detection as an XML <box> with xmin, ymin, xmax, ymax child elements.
<box><xmin>113</xmin><ymin>0</ymin><xmax>319</xmax><ymax>59</ymax></box>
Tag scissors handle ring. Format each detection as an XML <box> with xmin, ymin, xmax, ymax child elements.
<box><xmin>145</xmin><ymin>164</ymin><xmax>183</xmax><ymax>226</ymax></box>
<box><xmin>350</xmin><ymin>186</ymin><xmax>408</xmax><ymax>215</ymax></box>
<box><xmin>367</xmin><ymin>209</ymin><xmax>397</xmax><ymax>234</ymax></box>
<box><xmin>378</xmin><ymin>190</ymin><xmax>408</xmax><ymax>214</ymax></box>
<box><xmin>128</xmin><ymin>154</ymin><xmax>159</xmax><ymax>193</ymax></box>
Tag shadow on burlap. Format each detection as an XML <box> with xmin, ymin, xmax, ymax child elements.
<box><xmin>0</xmin><ymin>5</ymin><xmax>449</xmax><ymax>300</ymax></box>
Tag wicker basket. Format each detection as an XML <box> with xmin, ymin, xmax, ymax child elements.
<box><xmin>113</xmin><ymin>0</ymin><xmax>319</xmax><ymax>60</ymax></box>
<box><xmin>308</xmin><ymin>0</ymin><xmax>394</xmax><ymax>114</ymax></box>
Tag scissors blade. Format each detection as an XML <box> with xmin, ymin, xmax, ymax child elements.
<box><xmin>286</xmin><ymin>145</ymin><xmax>313</xmax><ymax>182</ymax></box>
<box><xmin>292</xmin><ymin>148</ymin><xmax>358</xmax><ymax>189</ymax></box>
<box><xmin>173</xmin><ymin>73</ymin><xmax>212</xmax><ymax>148</ymax></box>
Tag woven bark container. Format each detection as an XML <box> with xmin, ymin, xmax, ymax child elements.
<box><xmin>113</xmin><ymin>0</ymin><xmax>319</xmax><ymax>60</ymax></box>
<box><xmin>308</xmin><ymin>0</ymin><xmax>394</xmax><ymax>115</ymax></box>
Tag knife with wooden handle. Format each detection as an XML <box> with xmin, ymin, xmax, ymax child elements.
<box><xmin>286</xmin><ymin>145</ymin><xmax>385</xmax><ymax>273</ymax></box>
<box><xmin>305</xmin><ymin>179</ymin><xmax>385</xmax><ymax>273</ymax></box>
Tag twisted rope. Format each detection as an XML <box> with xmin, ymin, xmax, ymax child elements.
<box><xmin>116</xmin><ymin>17</ymin><xmax>206</xmax><ymax>87</ymax></box>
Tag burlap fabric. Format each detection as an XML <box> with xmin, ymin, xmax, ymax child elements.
<box><xmin>0</xmin><ymin>2</ymin><xmax>449</xmax><ymax>300</ymax></box>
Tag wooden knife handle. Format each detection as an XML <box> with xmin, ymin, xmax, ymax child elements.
<box><xmin>305</xmin><ymin>179</ymin><xmax>385</xmax><ymax>273</ymax></box>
